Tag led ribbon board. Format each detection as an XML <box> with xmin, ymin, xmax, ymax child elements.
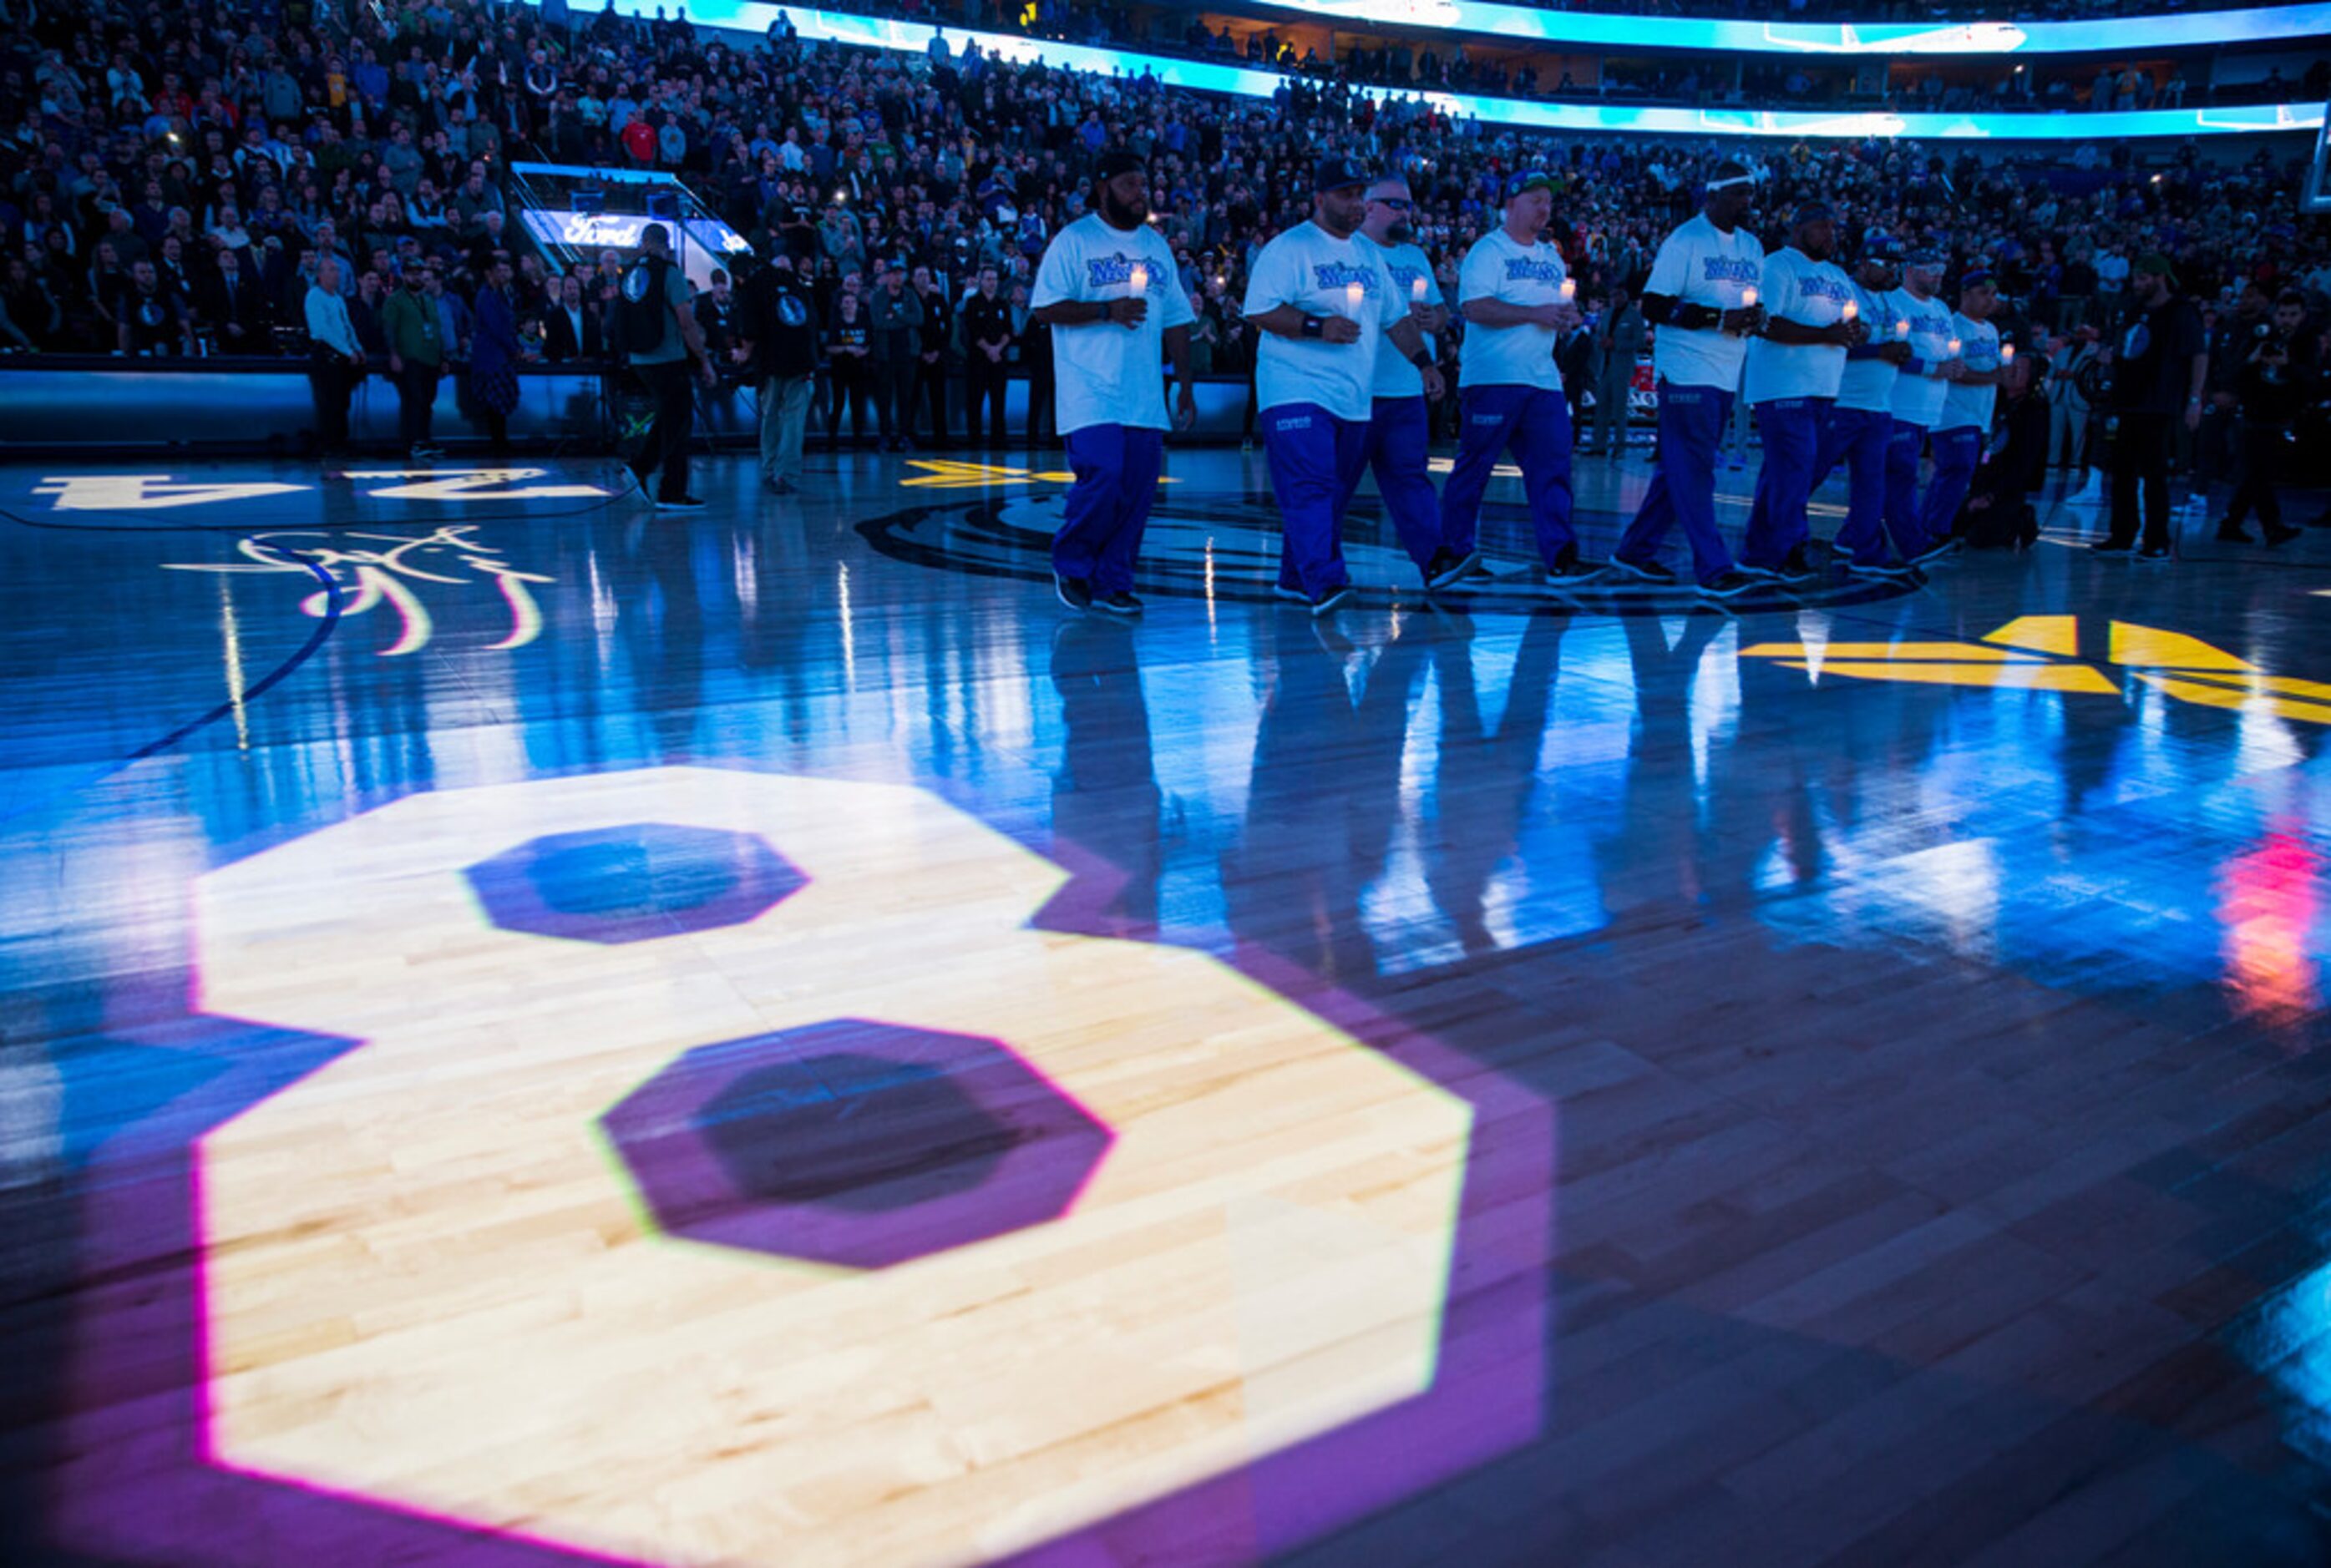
<box><xmin>540</xmin><ymin>1</ymin><xmax>2327</xmax><ymax>140</ymax></box>
<box><xmin>1235</xmin><ymin>0</ymin><xmax>2331</xmax><ymax>58</ymax></box>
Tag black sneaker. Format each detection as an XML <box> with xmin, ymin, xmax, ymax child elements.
<box><xmin>2215</xmin><ymin>520</ymin><xmax>2253</xmax><ymax>544</ymax></box>
<box><xmin>767</xmin><ymin>477</ymin><xmax>799</xmax><ymax>496</ymax></box>
<box><xmin>1908</xmin><ymin>537</ymin><xmax>1962</xmax><ymax>566</ymax></box>
<box><xmin>1605</xmin><ymin>554</ymin><xmax>1678</xmax><ymax>586</ymax></box>
<box><xmin>1696</xmin><ymin>570</ymin><xmax>1764</xmax><ymax>600</ymax></box>
<box><xmin>2136</xmin><ymin>544</ymin><xmax>2173</xmax><ymax>564</ymax></box>
<box><xmin>2266</xmin><ymin>523</ymin><xmax>2302</xmax><ymax>548</ymax></box>
<box><xmin>1843</xmin><ymin>557</ymin><xmax>1916</xmax><ymax>581</ymax></box>
<box><xmin>1270</xmin><ymin>582</ymin><xmax>1310</xmax><ymax>604</ymax></box>
<box><xmin>1747</xmin><ymin>546</ymin><xmax>1819</xmax><ymax>584</ymax></box>
<box><xmin>1425</xmin><ymin>548</ymin><xmax>1482</xmax><ymax>591</ymax></box>
<box><xmin>2090</xmin><ymin>538</ymin><xmax>2136</xmax><ymax>556</ymax></box>
<box><xmin>657</xmin><ymin>494</ymin><xmax>707</xmax><ymax>511</ymax></box>
<box><xmin>1543</xmin><ymin>544</ymin><xmax>1609</xmax><ymax>583</ymax></box>
<box><xmin>1055</xmin><ymin>572</ymin><xmax>1094</xmax><ymax>612</ymax></box>
<box><xmin>1310</xmin><ymin>583</ymin><xmax>1356</xmax><ymax>619</ymax></box>
<box><xmin>1092</xmin><ymin>589</ymin><xmax>1144</xmax><ymax>616</ymax></box>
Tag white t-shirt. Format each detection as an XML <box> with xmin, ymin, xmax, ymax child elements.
<box><xmin>1835</xmin><ymin>279</ymin><xmax>1903</xmax><ymax>414</ymax></box>
<box><xmin>1938</xmin><ymin>311</ymin><xmax>2002</xmax><ymax>432</ymax></box>
<box><xmin>1455</xmin><ymin>227</ymin><xmax>1568</xmax><ymax>392</ymax></box>
<box><xmin>1644</xmin><ymin>212</ymin><xmax>1762</xmax><ymax>390</ymax></box>
<box><xmin>1244</xmin><ymin>220</ymin><xmax>1399</xmax><ymax>422</ymax></box>
<box><xmin>1031</xmin><ymin>213</ymin><xmax>1195</xmax><ymax>436</ymax></box>
<box><xmin>1360</xmin><ymin>233</ymin><xmax>1441</xmax><ymax>401</ymax></box>
<box><xmin>1887</xmin><ymin>288</ymin><xmax>1959</xmax><ymax>427</ymax></box>
<box><xmin>1741</xmin><ymin>247</ymin><xmax>1855</xmax><ymax>406</ymax></box>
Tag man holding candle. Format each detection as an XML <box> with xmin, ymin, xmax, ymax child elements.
<box><xmin>1882</xmin><ymin>250</ymin><xmax>1967</xmax><ymax>568</ymax></box>
<box><xmin>1739</xmin><ymin>202</ymin><xmax>1863</xmax><ymax>583</ymax></box>
<box><xmin>1351</xmin><ymin>175</ymin><xmax>1463</xmax><ymax>591</ymax></box>
<box><xmin>1610</xmin><ymin>162</ymin><xmax>1769</xmax><ymax>599</ymax></box>
<box><xmin>1816</xmin><ymin>233</ymin><xmax>1922</xmax><ymax>577</ymax></box>
<box><xmin>1031</xmin><ymin>149</ymin><xmax>1198</xmax><ymax>615</ymax></box>
<box><xmin>1920</xmin><ymin>270</ymin><xmax>2006</xmax><ymax>550</ymax></box>
<box><xmin>1243</xmin><ymin>155</ymin><xmax>1445</xmax><ymax>616</ymax></box>
<box><xmin>1437</xmin><ymin>168</ymin><xmax>1602</xmax><ymax>589</ymax></box>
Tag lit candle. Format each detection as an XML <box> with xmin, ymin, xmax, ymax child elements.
<box><xmin>1558</xmin><ymin>277</ymin><xmax>1577</xmax><ymax>303</ymax></box>
<box><xmin>1345</xmin><ymin>280</ymin><xmax>1366</xmax><ymax>316</ymax></box>
<box><xmin>1894</xmin><ymin>318</ymin><xmax>1911</xmax><ymax>339</ymax></box>
<box><xmin>1841</xmin><ymin>299</ymin><xmax>1857</xmax><ymax>322</ymax></box>
<box><xmin>1127</xmin><ymin>263</ymin><xmax>1148</xmax><ymax>296</ymax></box>
<box><xmin>1411</xmin><ymin>275</ymin><xmax>1427</xmax><ymax>305</ymax></box>
<box><xmin>1741</xmin><ymin>286</ymin><xmax>1759</xmax><ymax>310</ymax></box>
<box><xmin>1999</xmin><ymin>342</ymin><xmax>2016</xmax><ymax>363</ymax></box>
<box><xmin>1947</xmin><ymin>336</ymin><xmax>1962</xmax><ymax>357</ymax></box>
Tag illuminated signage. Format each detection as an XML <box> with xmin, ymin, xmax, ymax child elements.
<box><xmin>1257</xmin><ymin>0</ymin><xmax>2331</xmax><ymax>58</ymax></box>
<box><xmin>530</xmin><ymin>2</ymin><xmax>2328</xmax><ymax>140</ymax></box>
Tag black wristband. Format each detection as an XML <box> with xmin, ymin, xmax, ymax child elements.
<box><xmin>1408</xmin><ymin>349</ymin><xmax>1433</xmax><ymax>369</ymax></box>
<box><xmin>1675</xmin><ymin>302</ymin><xmax>1716</xmax><ymax>331</ymax></box>
<box><xmin>1300</xmin><ymin>314</ymin><xmax>1325</xmax><ymax>339</ymax></box>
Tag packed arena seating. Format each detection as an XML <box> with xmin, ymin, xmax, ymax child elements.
<box><xmin>5</xmin><ymin>0</ymin><xmax>2331</xmax><ymax>454</ymax></box>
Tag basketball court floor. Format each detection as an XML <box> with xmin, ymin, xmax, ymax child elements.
<box><xmin>5</xmin><ymin>443</ymin><xmax>2331</xmax><ymax>1567</ymax></box>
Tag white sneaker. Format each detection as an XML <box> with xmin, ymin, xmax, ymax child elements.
<box><xmin>2068</xmin><ymin>477</ymin><xmax>2104</xmax><ymax>508</ymax></box>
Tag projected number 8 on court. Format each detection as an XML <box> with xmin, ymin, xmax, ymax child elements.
<box><xmin>191</xmin><ymin>766</ymin><xmax>1475</xmax><ymax>1567</ymax></box>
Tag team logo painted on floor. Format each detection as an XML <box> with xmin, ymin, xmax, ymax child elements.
<box><xmin>1742</xmin><ymin>614</ymin><xmax>2331</xmax><ymax>722</ymax></box>
<box><xmin>187</xmin><ymin>766</ymin><xmax>1551</xmax><ymax>1567</ymax></box>
<box><xmin>162</xmin><ymin>524</ymin><xmax>555</xmax><ymax>655</ymax></box>
<box><xmin>859</xmin><ymin>491</ymin><xmax>1918</xmax><ymax>615</ymax></box>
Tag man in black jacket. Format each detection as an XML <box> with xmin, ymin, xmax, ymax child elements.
<box><xmin>2216</xmin><ymin>290</ymin><xmax>2310</xmax><ymax>545</ymax></box>
<box><xmin>204</xmin><ymin>245</ymin><xmax>275</xmax><ymax>353</ymax></box>
<box><xmin>2092</xmin><ymin>253</ymin><xmax>2207</xmax><ymax>562</ymax></box>
<box><xmin>869</xmin><ymin>260</ymin><xmax>924</xmax><ymax>450</ymax></box>
<box><xmin>960</xmin><ymin>266</ymin><xmax>1015</xmax><ymax>451</ymax></box>
<box><xmin>738</xmin><ymin>250</ymin><xmax>822</xmax><ymax>494</ymax></box>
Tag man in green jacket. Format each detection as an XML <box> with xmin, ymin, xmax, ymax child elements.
<box><xmin>381</xmin><ymin>260</ymin><xmax>447</xmax><ymax>458</ymax></box>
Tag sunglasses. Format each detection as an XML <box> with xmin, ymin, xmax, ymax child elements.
<box><xmin>1369</xmin><ymin>196</ymin><xmax>1412</xmax><ymax>211</ymax></box>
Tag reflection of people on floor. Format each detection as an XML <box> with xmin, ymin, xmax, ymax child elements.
<box><xmin>1048</xmin><ymin>618</ymin><xmax>1163</xmax><ymax>928</ymax></box>
<box><xmin>1421</xmin><ymin>610</ymin><xmax>1567</xmax><ymax>956</ymax></box>
<box><xmin>1225</xmin><ymin>613</ymin><xmax>1429</xmax><ymax>978</ymax></box>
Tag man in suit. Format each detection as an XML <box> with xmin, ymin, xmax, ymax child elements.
<box><xmin>204</xmin><ymin>244</ymin><xmax>275</xmax><ymax>353</ymax></box>
<box><xmin>544</xmin><ymin>273</ymin><xmax>601</xmax><ymax>362</ymax></box>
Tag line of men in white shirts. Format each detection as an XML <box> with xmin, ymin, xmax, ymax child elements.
<box><xmin>1029</xmin><ymin>154</ymin><xmax>2006</xmax><ymax>616</ymax></box>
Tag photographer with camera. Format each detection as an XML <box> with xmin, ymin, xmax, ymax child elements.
<box><xmin>2214</xmin><ymin>290</ymin><xmax>2312</xmax><ymax>546</ymax></box>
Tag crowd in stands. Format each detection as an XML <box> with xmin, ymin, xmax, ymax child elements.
<box><xmin>3</xmin><ymin>0</ymin><xmax>2330</xmax><ymax>463</ymax></box>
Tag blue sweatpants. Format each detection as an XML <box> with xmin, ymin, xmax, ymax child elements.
<box><xmin>1437</xmin><ymin>383</ymin><xmax>1577</xmax><ymax>569</ymax></box>
<box><xmin>1741</xmin><ymin>397</ymin><xmax>1827</xmax><ymax>569</ymax></box>
<box><xmin>1341</xmin><ymin>394</ymin><xmax>1445</xmax><ymax>570</ymax></box>
<box><xmin>1883</xmin><ymin>419</ymin><xmax>1935</xmax><ymax>561</ymax></box>
<box><xmin>1817</xmin><ymin>406</ymin><xmax>1901</xmax><ymax>565</ymax></box>
<box><xmin>1617</xmin><ymin>380</ymin><xmax>1736</xmax><ymax>584</ymax></box>
<box><xmin>1264</xmin><ymin>402</ymin><xmax>1371</xmax><ymax>599</ymax></box>
<box><xmin>1054</xmin><ymin>423</ymin><xmax>1163</xmax><ymax>593</ymax></box>
<box><xmin>1919</xmin><ymin>425</ymin><xmax>1984</xmax><ymax>544</ymax></box>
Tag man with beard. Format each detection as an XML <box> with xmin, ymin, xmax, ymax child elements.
<box><xmin>1920</xmin><ymin>268</ymin><xmax>2007</xmax><ymax>549</ymax></box>
<box><xmin>380</xmin><ymin>260</ymin><xmax>446</xmax><ymax>458</ymax></box>
<box><xmin>1437</xmin><ymin>169</ymin><xmax>1591</xmax><ymax>589</ymax></box>
<box><xmin>1350</xmin><ymin>174</ymin><xmax>1456</xmax><ymax>591</ymax></box>
<box><xmin>1244</xmin><ymin>155</ymin><xmax>1444</xmax><ymax>616</ymax></box>
<box><xmin>1739</xmin><ymin>201</ymin><xmax>1863</xmax><ymax>582</ymax></box>
<box><xmin>1030</xmin><ymin>149</ymin><xmax>1197</xmax><ymax>615</ymax></box>
<box><xmin>2092</xmin><ymin>252</ymin><xmax>2205</xmax><ymax>562</ymax></box>
<box><xmin>1610</xmin><ymin>161</ymin><xmax>1768</xmax><ymax>599</ymax></box>
<box><xmin>1816</xmin><ymin>233</ymin><xmax>1922</xmax><ymax>577</ymax></box>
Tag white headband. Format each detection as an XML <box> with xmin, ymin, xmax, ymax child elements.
<box><xmin>1705</xmin><ymin>173</ymin><xmax>1758</xmax><ymax>192</ymax></box>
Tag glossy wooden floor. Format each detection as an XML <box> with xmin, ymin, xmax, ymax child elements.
<box><xmin>6</xmin><ymin>445</ymin><xmax>2331</xmax><ymax>1567</ymax></box>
